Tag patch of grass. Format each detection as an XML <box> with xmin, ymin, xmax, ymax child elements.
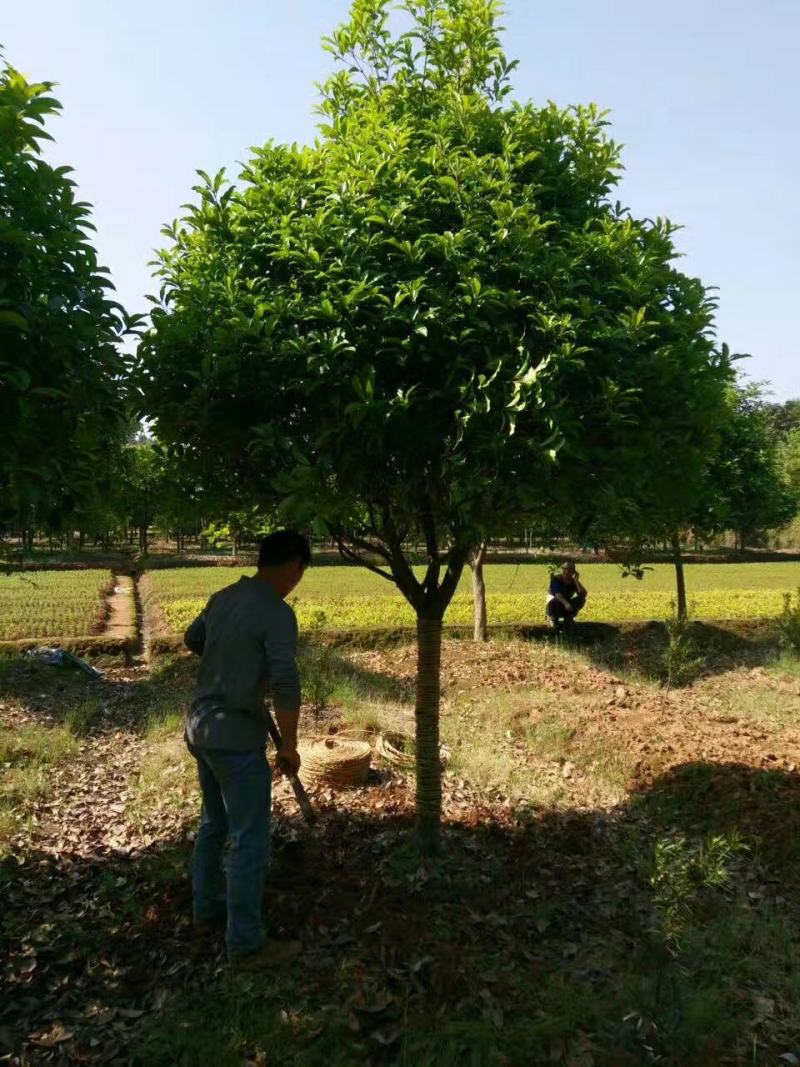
<box><xmin>712</xmin><ymin>680</ymin><xmax>800</xmax><ymax>728</ymax></box>
<box><xmin>580</xmin><ymin>743</ymin><xmax>635</xmax><ymax>794</ymax></box>
<box><xmin>145</xmin><ymin>706</ymin><xmax>184</xmax><ymax>739</ymax></box>
<box><xmin>330</xmin><ymin>674</ymin><xmax>365</xmax><ymax>709</ymax></box>
<box><xmin>0</xmin><ymin>722</ymin><xmax>80</xmax><ymax>853</ymax></box>
<box><xmin>444</xmin><ymin>730</ymin><xmax>522</xmax><ymax>791</ymax></box>
<box><xmin>64</xmin><ymin>696</ymin><xmax>104</xmax><ymax>737</ymax></box>
<box><xmin>2</xmin><ymin>764</ymin><xmax>49</xmax><ymax>803</ymax></box>
<box><xmin>769</xmin><ymin>650</ymin><xmax>800</xmax><ymax>680</ymax></box>
<box><xmin>338</xmin><ymin>700</ymin><xmax>399</xmax><ymax>737</ymax></box>
<box><xmin>129</xmin><ymin>732</ymin><xmax>194</xmax><ymax>831</ymax></box>
<box><xmin>526</xmin><ymin>714</ymin><xmax>574</xmax><ymax>759</ymax></box>
<box><xmin>442</xmin><ymin>686</ymin><xmax>634</xmax><ymax>803</ymax></box>
<box><xmin>0</xmin><ymin>721</ymin><xmax>80</xmax><ymax>764</ymax></box>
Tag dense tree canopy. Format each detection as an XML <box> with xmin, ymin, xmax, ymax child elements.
<box><xmin>707</xmin><ymin>382</ymin><xmax>797</xmax><ymax>551</ymax></box>
<box><xmin>0</xmin><ymin>57</ymin><xmax>133</xmax><ymax>537</ymax></box>
<box><xmin>764</xmin><ymin>398</ymin><xmax>800</xmax><ymax>442</ymax></box>
<box><xmin>138</xmin><ymin>0</ymin><xmax>733</xmax><ymax>843</ymax></box>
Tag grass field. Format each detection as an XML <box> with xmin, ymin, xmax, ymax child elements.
<box><xmin>0</xmin><ymin>570</ymin><xmax>112</xmax><ymax>640</ymax></box>
<box><xmin>144</xmin><ymin>561</ymin><xmax>800</xmax><ymax>633</ymax></box>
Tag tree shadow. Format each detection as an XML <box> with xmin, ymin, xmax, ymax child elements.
<box><xmin>0</xmin><ymin>654</ymin><xmax>198</xmax><ymax>735</ymax></box>
<box><xmin>4</xmin><ymin>759</ymin><xmax>800</xmax><ymax>1064</ymax></box>
<box><xmin>631</xmin><ymin>759</ymin><xmax>800</xmax><ymax>865</ymax></box>
<box><xmin>542</xmin><ymin>619</ymin><xmax>781</xmax><ymax>685</ymax></box>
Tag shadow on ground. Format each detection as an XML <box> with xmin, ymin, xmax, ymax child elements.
<box><xmin>3</xmin><ymin>759</ymin><xmax>800</xmax><ymax>1065</ymax></box>
<box><xmin>512</xmin><ymin>619</ymin><xmax>781</xmax><ymax>685</ymax></box>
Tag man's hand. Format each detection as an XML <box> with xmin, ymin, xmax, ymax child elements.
<box><xmin>276</xmin><ymin>746</ymin><xmax>301</xmax><ymax>774</ymax></box>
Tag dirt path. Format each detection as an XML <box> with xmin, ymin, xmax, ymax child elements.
<box><xmin>104</xmin><ymin>576</ymin><xmax>135</xmax><ymax>640</ymax></box>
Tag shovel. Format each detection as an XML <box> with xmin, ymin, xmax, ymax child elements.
<box><xmin>265</xmin><ymin>708</ymin><xmax>317</xmax><ymax>825</ymax></box>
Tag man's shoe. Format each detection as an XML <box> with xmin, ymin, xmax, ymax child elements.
<box><xmin>228</xmin><ymin>939</ymin><xmax>302</xmax><ymax>972</ymax></box>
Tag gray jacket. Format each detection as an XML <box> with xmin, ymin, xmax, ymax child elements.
<box><xmin>184</xmin><ymin>576</ymin><xmax>301</xmax><ymax>751</ymax></box>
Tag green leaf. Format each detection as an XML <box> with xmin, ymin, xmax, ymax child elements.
<box><xmin>0</xmin><ymin>309</ymin><xmax>29</xmax><ymax>330</ymax></box>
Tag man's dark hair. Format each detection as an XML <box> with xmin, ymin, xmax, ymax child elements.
<box><xmin>258</xmin><ymin>530</ymin><xmax>311</xmax><ymax>569</ymax></box>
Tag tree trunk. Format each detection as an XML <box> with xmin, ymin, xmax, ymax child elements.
<box><xmin>671</xmin><ymin>531</ymin><xmax>687</xmax><ymax>623</ymax></box>
<box><xmin>415</xmin><ymin>615</ymin><xmax>443</xmax><ymax>853</ymax></box>
<box><xmin>139</xmin><ymin>525</ymin><xmax>148</xmax><ymax>555</ymax></box>
<box><xmin>469</xmin><ymin>542</ymin><xmax>488</xmax><ymax>642</ymax></box>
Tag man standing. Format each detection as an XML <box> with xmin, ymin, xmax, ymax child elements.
<box><xmin>546</xmin><ymin>560</ymin><xmax>588</xmax><ymax>631</ymax></box>
<box><xmin>183</xmin><ymin>529</ymin><xmax>311</xmax><ymax>969</ymax></box>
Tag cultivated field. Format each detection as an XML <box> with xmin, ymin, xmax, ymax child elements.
<box><xmin>144</xmin><ymin>561</ymin><xmax>800</xmax><ymax>633</ymax></box>
<box><xmin>0</xmin><ymin>570</ymin><xmax>112</xmax><ymax>640</ymax></box>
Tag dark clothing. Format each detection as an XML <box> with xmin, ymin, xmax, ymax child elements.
<box><xmin>184</xmin><ymin>576</ymin><xmax>300</xmax><ymax>751</ymax></box>
<box><xmin>546</xmin><ymin>573</ymin><xmax>587</xmax><ymax>626</ymax></box>
<box><xmin>546</xmin><ymin>591</ymin><xmax>587</xmax><ymax>622</ymax></box>
<box><xmin>548</xmin><ymin>575</ymin><xmax>581</xmax><ymax>601</ymax></box>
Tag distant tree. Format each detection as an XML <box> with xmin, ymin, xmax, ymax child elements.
<box><xmin>117</xmin><ymin>444</ymin><xmax>163</xmax><ymax>555</ymax></box>
<box><xmin>763</xmin><ymin>398</ymin><xmax>800</xmax><ymax>442</ymax></box>
<box><xmin>782</xmin><ymin>427</ymin><xmax>800</xmax><ymax>500</ymax></box>
<box><xmin>139</xmin><ymin>0</ymin><xmax>730</xmax><ymax>847</ymax></box>
<box><xmin>0</xmin><ymin>56</ymin><xmax>134</xmax><ymax>555</ymax></box>
<box><xmin>150</xmin><ymin>446</ymin><xmax>206</xmax><ymax>553</ymax></box>
<box><xmin>705</xmin><ymin>381</ymin><xmax>796</xmax><ymax>554</ymax></box>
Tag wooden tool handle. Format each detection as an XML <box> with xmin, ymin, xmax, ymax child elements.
<box><xmin>266</xmin><ymin>710</ymin><xmax>317</xmax><ymax>826</ymax></box>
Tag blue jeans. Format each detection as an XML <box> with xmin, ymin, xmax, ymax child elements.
<box><xmin>189</xmin><ymin>746</ymin><xmax>271</xmax><ymax>956</ymax></box>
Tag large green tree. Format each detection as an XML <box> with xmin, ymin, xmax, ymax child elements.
<box><xmin>707</xmin><ymin>381</ymin><xmax>796</xmax><ymax>553</ymax></box>
<box><xmin>139</xmin><ymin>0</ymin><xmax>728</xmax><ymax>846</ymax></box>
<box><xmin>572</xmin><ymin>373</ymin><xmax>795</xmax><ymax>620</ymax></box>
<box><xmin>0</xmin><ymin>57</ymin><xmax>134</xmax><ymax>549</ymax></box>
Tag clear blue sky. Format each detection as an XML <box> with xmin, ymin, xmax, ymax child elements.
<box><xmin>5</xmin><ymin>1</ymin><xmax>799</xmax><ymax>398</ymax></box>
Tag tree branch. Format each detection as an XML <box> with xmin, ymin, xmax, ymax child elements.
<box><xmin>421</xmin><ymin>507</ymin><xmax>441</xmax><ymax>595</ymax></box>
<box><xmin>380</xmin><ymin>509</ymin><xmax>423</xmax><ymax>609</ymax></box>
<box><xmin>438</xmin><ymin>542</ymin><xmax>469</xmax><ymax>607</ymax></box>
<box><xmin>336</xmin><ymin>538</ymin><xmax>396</xmax><ymax>584</ymax></box>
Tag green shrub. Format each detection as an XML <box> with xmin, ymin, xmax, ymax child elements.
<box><xmin>299</xmin><ymin>611</ymin><xmax>337</xmax><ymax>721</ymax></box>
<box><xmin>776</xmin><ymin>588</ymin><xmax>800</xmax><ymax>654</ymax></box>
<box><xmin>661</xmin><ymin>605</ymin><xmax>704</xmax><ymax>688</ymax></box>
<box><xmin>650</xmin><ymin>832</ymin><xmax>746</xmax><ymax>951</ymax></box>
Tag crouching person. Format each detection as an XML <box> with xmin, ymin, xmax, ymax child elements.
<box><xmin>546</xmin><ymin>560</ymin><xmax>587</xmax><ymax>632</ymax></box>
<box><xmin>183</xmin><ymin>529</ymin><xmax>311</xmax><ymax>969</ymax></box>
